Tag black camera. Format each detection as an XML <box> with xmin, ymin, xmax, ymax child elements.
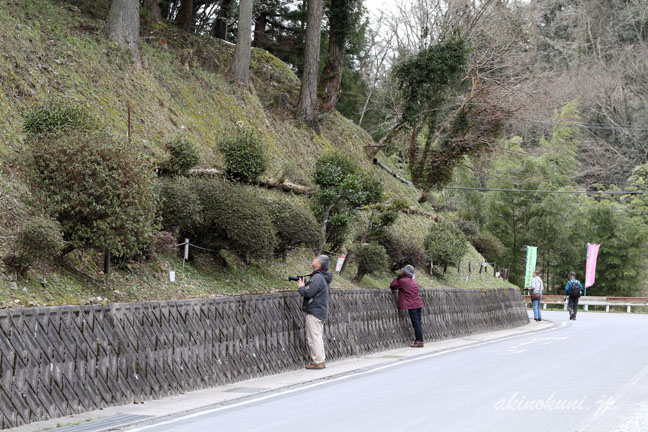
<box><xmin>288</xmin><ymin>275</ymin><xmax>306</xmax><ymax>282</ymax></box>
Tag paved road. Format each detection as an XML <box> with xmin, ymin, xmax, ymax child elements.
<box><xmin>126</xmin><ymin>311</ymin><xmax>648</xmax><ymax>432</ymax></box>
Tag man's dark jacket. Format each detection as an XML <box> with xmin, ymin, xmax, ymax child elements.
<box><xmin>298</xmin><ymin>271</ymin><xmax>332</xmax><ymax>321</ymax></box>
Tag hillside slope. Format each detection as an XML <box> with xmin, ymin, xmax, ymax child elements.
<box><xmin>0</xmin><ymin>0</ymin><xmax>514</xmax><ymax>307</ymax></box>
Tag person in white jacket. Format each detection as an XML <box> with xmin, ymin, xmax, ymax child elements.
<box><xmin>531</xmin><ymin>271</ymin><xmax>544</xmax><ymax>321</ymax></box>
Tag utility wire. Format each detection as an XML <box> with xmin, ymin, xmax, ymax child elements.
<box><xmin>445</xmin><ymin>187</ymin><xmax>645</xmax><ymax>195</ymax></box>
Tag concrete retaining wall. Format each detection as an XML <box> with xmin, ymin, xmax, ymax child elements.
<box><xmin>0</xmin><ymin>287</ymin><xmax>527</xmax><ymax>428</ymax></box>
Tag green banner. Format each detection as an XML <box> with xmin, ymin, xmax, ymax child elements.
<box><xmin>524</xmin><ymin>246</ymin><xmax>537</xmax><ymax>289</ymax></box>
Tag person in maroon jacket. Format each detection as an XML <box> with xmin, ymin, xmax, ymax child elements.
<box><xmin>390</xmin><ymin>265</ymin><xmax>425</xmax><ymax>347</ymax></box>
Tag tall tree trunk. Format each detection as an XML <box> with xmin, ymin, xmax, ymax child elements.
<box><xmin>321</xmin><ymin>0</ymin><xmax>346</xmax><ymax>112</ymax></box>
<box><xmin>212</xmin><ymin>0</ymin><xmax>233</xmax><ymax>40</ymax></box>
<box><xmin>298</xmin><ymin>0</ymin><xmax>324</xmax><ymax>125</ymax></box>
<box><xmin>106</xmin><ymin>0</ymin><xmax>141</xmax><ymax>65</ymax></box>
<box><xmin>177</xmin><ymin>0</ymin><xmax>193</xmax><ymax>31</ymax></box>
<box><xmin>231</xmin><ymin>0</ymin><xmax>253</xmax><ymax>87</ymax></box>
<box><xmin>252</xmin><ymin>3</ymin><xmax>269</xmax><ymax>48</ymax></box>
<box><xmin>142</xmin><ymin>0</ymin><xmax>162</xmax><ymax>24</ymax></box>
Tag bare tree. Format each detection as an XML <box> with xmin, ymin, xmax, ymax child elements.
<box><xmin>298</xmin><ymin>0</ymin><xmax>325</xmax><ymax>125</ymax></box>
<box><xmin>106</xmin><ymin>0</ymin><xmax>141</xmax><ymax>64</ymax></box>
<box><xmin>231</xmin><ymin>0</ymin><xmax>254</xmax><ymax>87</ymax></box>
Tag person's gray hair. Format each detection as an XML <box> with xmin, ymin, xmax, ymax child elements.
<box><xmin>402</xmin><ymin>265</ymin><xmax>415</xmax><ymax>277</ymax></box>
<box><xmin>318</xmin><ymin>255</ymin><xmax>330</xmax><ymax>271</ymax></box>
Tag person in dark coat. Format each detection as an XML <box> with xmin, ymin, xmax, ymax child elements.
<box><xmin>297</xmin><ymin>255</ymin><xmax>333</xmax><ymax>369</ymax></box>
<box><xmin>390</xmin><ymin>265</ymin><xmax>425</xmax><ymax>347</ymax></box>
<box><xmin>565</xmin><ymin>271</ymin><xmax>583</xmax><ymax>321</ymax></box>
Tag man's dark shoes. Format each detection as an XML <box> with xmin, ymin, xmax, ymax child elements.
<box><xmin>410</xmin><ymin>341</ymin><xmax>424</xmax><ymax>348</ymax></box>
<box><xmin>305</xmin><ymin>362</ymin><xmax>326</xmax><ymax>369</ymax></box>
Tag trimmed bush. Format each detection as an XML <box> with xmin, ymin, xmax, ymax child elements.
<box><xmin>23</xmin><ymin>100</ymin><xmax>94</xmax><ymax>137</ymax></box>
<box><xmin>470</xmin><ymin>231</ymin><xmax>504</xmax><ymax>263</ymax></box>
<box><xmin>374</xmin><ymin>229</ymin><xmax>427</xmax><ymax>271</ymax></box>
<box><xmin>424</xmin><ymin>219</ymin><xmax>468</xmax><ymax>270</ymax></box>
<box><xmin>4</xmin><ymin>216</ymin><xmax>66</xmax><ymax>273</ymax></box>
<box><xmin>24</xmin><ymin>130</ymin><xmax>157</xmax><ymax>258</ymax></box>
<box><xmin>267</xmin><ymin>200</ymin><xmax>324</xmax><ymax>257</ymax></box>
<box><xmin>194</xmin><ymin>178</ymin><xmax>276</xmax><ymax>260</ymax></box>
<box><xmin>219</xmin><ymin>128</ymin><xmax>267</xmax><ymax>183</ymax></box>
<box><xmin>163</xmin><ymin>136</ymin><xmax>200</xmax><ymax>177</ymax></box>
<box><xmin>354</xmin><ymin>242</ymin><xmax>389</xmax><ymax>282</ymax></box>
<box><xmin>158</xmin><ymin>177</ymin><xmax>201</xmax><ymax>235</ymax></box>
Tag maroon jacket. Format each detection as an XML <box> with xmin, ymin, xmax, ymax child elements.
<box><xmin>390</xmin><ymin>275</ymin><xmax>424</xmax><ymax>310</ymax></box>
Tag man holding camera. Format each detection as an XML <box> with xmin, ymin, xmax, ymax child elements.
<box><xmin>296</xmin><ymin>255</ymin><xmax>333</xmax><ymax>369</ymax></box>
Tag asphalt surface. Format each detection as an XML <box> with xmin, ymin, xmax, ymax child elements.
<box><xmin>124</xmin><ymin>311</ymin><xmax>648</xmax><ymax>432</ymax></box>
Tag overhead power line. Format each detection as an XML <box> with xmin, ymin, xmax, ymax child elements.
<box><xmin>445</xmin><ymin>187</ymin><xmax>645</xmax><ymax>195</ymax></box>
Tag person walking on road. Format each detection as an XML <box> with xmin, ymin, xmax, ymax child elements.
<box><xmin>531</xmin><ymin>271</ymin><xmax>544</xmax><ymax>321</ymax></box>
<box><xmin>565</xmin><ymin>272</ymin><xmax>583</xmax><ymax>320</ymax></box>
<box><xmin>297</xmin><ymin>255</ymin><xmax>333</xmax><ymax>369</ymax></box>
<box><xmin>390</xmin><ymin>265</ymin><xmax>425</xmax><ymax>347</ymax></box>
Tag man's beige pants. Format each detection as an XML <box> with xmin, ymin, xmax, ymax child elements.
<box><xmin>305</xmin><ymin>314</ymin><xmax>325</xmax><ymax>363</ymax></box>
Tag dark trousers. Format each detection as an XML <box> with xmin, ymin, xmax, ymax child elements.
<box><xmin>568</xmin><ymin>297</ymin><xmax>579</xmax><ymax>318</ymax></box>
<box><xmin>408</xmin><ymin>308</ymin><xmax>423</xmax><ymax>342</ymax></box>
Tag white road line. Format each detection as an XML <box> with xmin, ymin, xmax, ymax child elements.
<box><xmin>125</xmin><ymin>322</ymin><xmax>564</xmax><ymax>432</ymax></box>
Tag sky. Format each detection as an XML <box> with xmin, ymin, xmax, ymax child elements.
<box><xmin>364</xmin><ymin>0</ymin><xmax>398</xmax><ymax>15</ymax></box>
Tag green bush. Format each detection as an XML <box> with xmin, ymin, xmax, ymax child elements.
<box><xmin>312</xmin><ymin>152</ymin><xmax>384</xmax><ymax>250</ymax></box>
<box><xmin>24</xmin><ymin>130</ymin><xmax>158</xmax><ymax>258</ymax></box>
<box><xmin>158</xmin><ymin>177</ymin><xmax>201</xmax><ymax>235</ymax></box>
<box><xmin>219</xmin><ymin>128</ymin><xmax>267</xmax><ymax>183</ymax></box>
<box><xmin>314</xmin><ymin>152</ymin><xmax>358</xmax><ymax>188</ymax></box>
<box><xmin>424</xmin><ymin>219</ymin><xmax>468</xmax><ymax>270</ymax></box>
<box><xmin>267</xmin><ymin>200</ymin><xmax>324</xmax><ymax>257</ymax></box>
<box><xmin>354</xmin><ymin>242</ymin><xmax>389</xmax><ymax>282</ymax></box>
<box><xmin>4</xmin><ymin>216</ymin><xmax>66</xmax><ymax>273</ymax></box>
<box><xmin>162</xmin><ymin>136</ymin><xmax>200</xmax><ymax>176</ymax></box>
<box><xmin>194</xmin><ymin>178</ymin><xmax>276</xmax><ymax>260</ymax></box>
<box><xmin>470</xmin><ymin>231</ymin><xmax>504</xmax><ymax>263</ymax></box>
<box><xmin>23</xmin><ymin>100</ymin><xmax>94</xmax><ymax>137</ymax></box>
<box><xmin>374</xmin><ymin>229</ymin><xmax>427</xmax><ymax>271</ymax></box>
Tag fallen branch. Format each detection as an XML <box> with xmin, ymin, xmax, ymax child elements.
<box><xmin>190</xmin><ymin>168</ymin><xmax>316</xmax><ymax>195</ymax></box>
<box><xmin>401</xmin><ymin>206</ymin><xmax>439</xmax><ymax>221</ymax></box>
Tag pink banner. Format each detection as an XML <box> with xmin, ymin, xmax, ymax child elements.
<box><xmin>585</xmin><ymin>243</ymin><xmax>600</xmax><ymax>288</ymax></box>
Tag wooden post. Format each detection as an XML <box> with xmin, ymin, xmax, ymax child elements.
<box><xmin>103</xmin><ymin>249</ymin><xmax>111</xmax><ymax>283</ymax></box>
<box><xmin>127</xmin><ymin>102</ymin><xmax>132</xmax><ymax>146</ymax></box>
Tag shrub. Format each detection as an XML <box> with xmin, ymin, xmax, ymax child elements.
<box><xmin>5</xmin><ymin>216</ymin><xmax>66</xmax><ymax>273</ymax></box>
<box><xmin>424</xmin><ymin>219</ymin><xmax>468</xmax><ymax>270</ymax></box>
<box><xmin>162</xmin><ymin>136</ymin><xmax>200</xmax><ymax>176</ymax></box>
<box><xmin>312</xmin><ymin>152</ymin><xmax>384</xmax><ymax>249</ymax></box>
<box><xmin>158</xmin><ymin>177</ymin><xmax>201</xmax><ymax>235</ymax></box>
<box><xmin>23</xmin><ymin>100</ymin><xmax>94</xmax><ymax>137</ymax></box>
<box><xmin>374</xmin><ymin>229</ymin><xmax>427</xmax><ymax>271</ymax></box>
<box><xmin>354</xmin><ymin>242</ymin><xmax>389</xmax><ymax>282</ymax></box>
<box><xmin>267</xmin><ymin>200</ymin><xmax>324</xmax><ymax>257</ymax></box>
<box><xmin>151</xmin><ymin>231</ymin><xmax>180</xmax><ymax>256</ymax></box>
<box><xmin>24</xmin><ymin>130</ymin><xmax>158</xmax><ymax>258</ymax></box>
<box><xmin>470</xmin><ymin>231</ymin><xmax>504</xmax><ymax>263</ymax></box>
<box><xmin>219</xmin><ymin>127</ymin><xmax>267</xmax><ymax>183</ymax></box>
<box><xmin>194</xmin><ymin>178</ymin><xmax>276</xmax><ymax>260</ymax></box>
<box><xmin>457</xmin><ymin>219</ymin><xmax>479</xmax><ymax>237</ymax></box>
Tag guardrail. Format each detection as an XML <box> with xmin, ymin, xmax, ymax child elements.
<box><xmin>523</xmin><ymin>295</ymin><xmax>648</xmax><ymax>313</ymax></box>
